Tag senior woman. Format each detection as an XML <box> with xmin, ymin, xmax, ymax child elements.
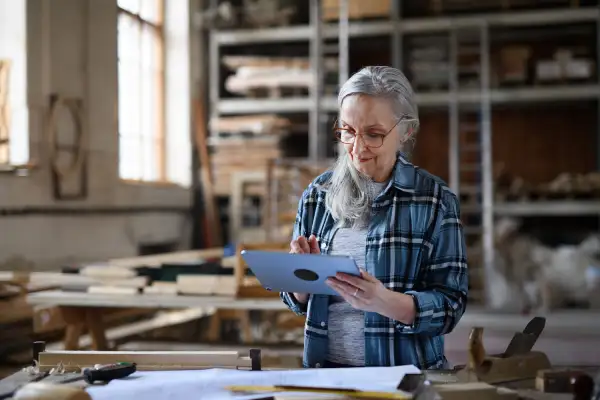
<box><xmin>280</xmin><ymin>66</ymin><xmax>468</xmax><ymax>370</ymax></box>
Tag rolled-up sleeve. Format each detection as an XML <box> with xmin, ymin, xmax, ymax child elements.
<box><xmin>397</xmin><ymin>191</ymin><xmax>469</xmax><ymax>335</ymax></box>
<box><xmin>279</xmin><ymin>188</ymin><xmax>312</xmax><ymax>316</ymax></box>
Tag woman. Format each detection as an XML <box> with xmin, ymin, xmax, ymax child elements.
<box><xmin>280</xmin><ymin>66</ymin><xmax>468</xmax><ymax>370</ymax></box>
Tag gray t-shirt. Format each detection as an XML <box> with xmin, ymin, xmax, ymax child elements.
<box><xmin>326</xmin><ymin>180</ymin><xmax>387</xmax><ymax>366</ymax></box>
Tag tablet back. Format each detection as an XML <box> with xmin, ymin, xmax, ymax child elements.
<box><xmin>240</xmin><ymin>250</ymin><xmax>360</xmax><ymax>296</ymax></box>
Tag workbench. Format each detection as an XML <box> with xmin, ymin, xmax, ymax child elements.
<box><xmin>26</xmin><ymin>289</ymin><xmax>600</xmax><ymax>367</ymax></box>
<box><xmin>1</xmin><ymin>363</ymin><xmax>597</xmax><ymax>399</ymax></box>
<box><xmin>26</xmin><ymin>291</ymin><xmax>287</xmax><ymax>350</ymax></box>
<box><xmin>2</xmin><ymin>311</ymin><xmax>600</xmax><ymax>400</ymax></box>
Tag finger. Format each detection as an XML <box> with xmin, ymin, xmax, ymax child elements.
<box><xmin>327</xmin><ymin>279</ymin><xmax>364</xmax><ymax>305</ymax></box>
<box><xmin>335</xmin><ymin>272</ymin><xmax>370</xmax><ymax>291</ymax></box>
<box><xmin>296</xmin><ymin>236</ymin><xmax>311</xmax><ymax>253</ymax></box>
<box><xmin>359</xmin><ymin>269</ymin><xmax>378</xmax><ymax>283</ymax></box>
<box><xmin>308</xmin><ymin>235</ymin><xmax>320</xmax><ymax>254</ymax></box>
<box><xmin>327</xmin><ymin>278</ymin><xmax>361</xmax><ymax>297</ymax></box>
<box><xmin>289</xmin><ymin>240</ymin><xmax>304</xmax><ymax>254</ymax></box>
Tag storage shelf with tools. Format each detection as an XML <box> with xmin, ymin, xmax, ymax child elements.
<box><xmin>199</xmin><ymin>0</ymin><xmax>600</xmax><ymax>307</ymax></box>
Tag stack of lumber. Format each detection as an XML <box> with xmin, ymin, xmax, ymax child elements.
<box><xmin>222</xmin><ymin>55</ymin><xmax>337</xmax><ymax>98</ymax></box>
<box><xmin>209</xmin><ymin>114</ymin><xmax>292</xmax><ymax>137</ymax></box>
<box><xmin>210</xmin><ymin>136</ymin><xmax>282</xmax><ymax>196</ymax></box>
<box><xmin>17</xmin><ymin>248</ymin><xmax>279</xmax><ymax>299</ymax></box>
<box><xmin>209</xmin><ymin>113</ymin><xmax>292</xmax><ymax>196</ymax></box>
<box><xmin>495</xmin><ymin>171</ymin><xmax>600</xmax><ymax>201</ymax></box>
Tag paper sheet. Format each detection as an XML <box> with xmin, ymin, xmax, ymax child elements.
<box><xmin>87</xmin><ymin>365</ymin><xmax>420</xmax><ymax>400</ymax></box>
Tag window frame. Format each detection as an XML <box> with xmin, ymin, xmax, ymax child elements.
<box><xmin>117</xmin><ymin>0</ymin><xmax>169</xmax><ymax>185</ymax></box>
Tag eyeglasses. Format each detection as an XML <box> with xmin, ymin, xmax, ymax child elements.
<box><xmin>333</xmin><ymin>115</ymin><xmax>415</xmax><ymax>149</ymax></box>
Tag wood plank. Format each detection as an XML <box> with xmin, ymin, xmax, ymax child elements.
<box><xmin>107</xmin><ymin>248</ymin><xmax>224</xmax><ymax>269</ymax></box>
<box><xmin>27</xmin><ymin>290</ymin><xmax>287</xmax><ymax>310</ymax></box>
<box><xmin>38</xmin><ymin>350</ymin><xmax>252</xmax><ymax>371</ymax></box>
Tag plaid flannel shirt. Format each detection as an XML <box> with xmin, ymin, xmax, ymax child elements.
<box><xmin>280</xmin><ymin>154</ymin><xmax>468</xmax><ymax>369</ymax></box>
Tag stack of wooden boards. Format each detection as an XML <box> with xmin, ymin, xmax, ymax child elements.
<box><xmin>222</xmin><ymin>55</ymin><xmax>337</xmax><ymax>98</ymax></box>
<box><xmin>8</xmin><ymin>246</ymin><xmax>290</xmax><ymax>299</ymax></box>
<box><xmin>209</xmin><ymin>133</ymin><xmax>283</xmax><ymax>196</ymax></box>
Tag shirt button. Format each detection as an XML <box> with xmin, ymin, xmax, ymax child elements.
<box><xmin>315</xmin><ymin>363</ymin><xmax>321</xmax><ymax>368</ymax></box>
<box><xmin>320</xmin><ymin>321</ymin><xmax>326</xmax><ymax>327</ymax></box>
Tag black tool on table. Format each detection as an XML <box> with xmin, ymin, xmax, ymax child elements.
<box><xmin>503</xmin><ymin>316</ymin><xmax>546</xmax><ymax>357</ymax></box>
<box><xmin>397</xmin><ymin>372</ymin><xmax>438</xmax><ymax>400</ymax></box>
<box><xmin>61</xmin><ymin>362</ymin><xmax>138</xmax><ymax>385</ymax></box>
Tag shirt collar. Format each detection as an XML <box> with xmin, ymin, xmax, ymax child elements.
<box><xmin>390</xmin><ymin>152</ymin><xmax>416</xmax><ymax>193</ymax></box>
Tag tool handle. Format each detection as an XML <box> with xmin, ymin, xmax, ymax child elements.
<box><xmin>83</xmin><ymin>363</ymin><xmax>137</xmax><ymax>384</ymax></box>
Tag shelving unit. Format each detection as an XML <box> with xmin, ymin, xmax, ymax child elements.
<box><xmin>203</xmin><ymin>0</ymin><xmax>600</xmax><ymax>306</ymax></box>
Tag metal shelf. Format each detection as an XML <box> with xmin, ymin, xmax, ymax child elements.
<box><xmin>213</xmin><ymin>6</ymin><xmax>600</xmax><ymax>45</ymax></box>
<box><xmin>217</xmin><ymin>85</ymin><xmax>600</xmax><ymax>114</ymax></box>
<box><xmin>204</xmin><ymin>0</ymin><xmax>600</xmax><ymax>308</ymax></box>
<box><xmin>494</xmin><ymin>201</ymin><xmax>600</xmax><ymax>216</ymax></box>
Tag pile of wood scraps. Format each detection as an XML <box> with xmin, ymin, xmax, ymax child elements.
<box><xmin>495</xmin><ymin>170</ymin><xmax>600</xmax><ymax>202</ymax></box>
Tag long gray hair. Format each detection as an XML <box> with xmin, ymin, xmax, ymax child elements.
<box><xmin>323</xmin><ymin>66</ymin><xmax>420</xmax><ymax>227</ymax></box>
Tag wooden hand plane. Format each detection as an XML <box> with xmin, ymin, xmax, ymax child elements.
<box><xmin>456</xmin><ymin>316</ymin><xmax>551</xmax><ymax>384</ymax></box>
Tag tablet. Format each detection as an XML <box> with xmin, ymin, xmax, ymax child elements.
<box><xmin>240</xmin><ymin>250</ymin><xmax>361</xmax><ymax>296</ymax></box>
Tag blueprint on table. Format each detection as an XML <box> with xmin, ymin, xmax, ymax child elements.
<box><xmin>86</xmin><ymin>365</ymin><xmax>420</xmax><ymax>400</ymax></box>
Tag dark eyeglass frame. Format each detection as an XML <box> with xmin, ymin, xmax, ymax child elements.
<box><xmin>332</xmin><ymin>114</ymin><xmax>416</xmax><ymax>149</ymax></box>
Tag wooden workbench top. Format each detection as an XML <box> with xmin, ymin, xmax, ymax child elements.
<box><xmin>26</xmin><ymin>290</ymin><xmax>288</xmax><ymax>310</ymax></box>
<box><xmin>26</xmin><ymin>290</ymin><xmax>600</xmax><ymax>334</ymax></box>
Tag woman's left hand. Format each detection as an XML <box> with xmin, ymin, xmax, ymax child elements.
<box><xmin>326</xmin><ymin>270</ymin><xmax>393</xmax><ymax>314</ymax></box>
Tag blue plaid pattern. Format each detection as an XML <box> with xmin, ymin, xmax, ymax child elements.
<box><xmin>280</xmin><ymin>154</ymin><xmax>468</xmax><ymax>370</ymax></box>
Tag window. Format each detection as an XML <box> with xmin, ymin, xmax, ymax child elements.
<box><xmin>117</xmin><ymin>0</ymin><xmax>165</xmax><ymax>182</ymax></box>
<box><xmin>0</xmin><ymin>0</ymin><xmax>29</xmax><ymax>166</ymax></box>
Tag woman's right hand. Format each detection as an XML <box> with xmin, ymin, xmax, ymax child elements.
<box><xmin>289</xmin><ymin>234</ymin><xmax>320</xmax><ymax>304</ymax></box>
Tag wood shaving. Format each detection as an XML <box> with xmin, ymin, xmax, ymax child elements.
<box><xmin>22</xmin><ymin>360</ymin><xmax>39</xmax><ymax>375</ymax></box>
